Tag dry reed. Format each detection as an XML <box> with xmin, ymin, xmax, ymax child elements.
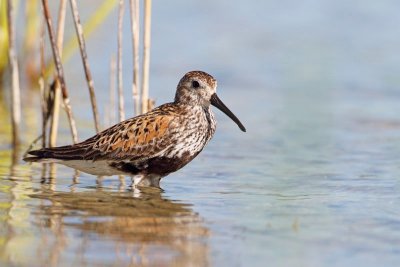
<box><xmin>49</xmin><ymin>0</ymin><xmax>67</xmax><ymax>147</ymax></box>
<box><xmin>42</xmin><ymin>0</ymin><xmax>78</xmax><ymax>143</ymax></box>
<box><xmin>141</xmin><ymin>0</ymin><xmax>152</xmax><ymax>114</ymax></box>
<box><xmin>117</xmin><ymin>0</ymin><xmax>125</xmax><ymax>121</ymax></box>
<box><xmin>7</xmin><ymin>0</ymin><xmax>21</xmax><ymax>147</ymax></box>
<box><xmin>69</xmin><ymin>0</ymin><xmax>101</xmax><ymax>132</ymax></box>
<box><xmin>106</xmin><ymin>55</ymin><xmax>116</xmax><ymax>127</ymax></box>
<box><xmin>39</xmin><ymin>19</ymin><xmax>47</xmax><ymax>148</ymax></box>
<box><xmin>129</xmin><ymin>0</ymin><xmax>140</xmax><ymax>116</ymax></box>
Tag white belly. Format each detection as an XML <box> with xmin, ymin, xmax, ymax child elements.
<box><xmin>60</xmin><ymin>160</ymin><xmax>126</xmax><ymax>176</ymax></box>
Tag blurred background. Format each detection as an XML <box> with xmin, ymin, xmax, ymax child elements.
<box><xmin>1</xmin><ymin>0</ymin><xmax>400</xmax><ymax>266</ymax></box>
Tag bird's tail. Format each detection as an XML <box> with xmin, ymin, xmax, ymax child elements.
<box><xmin>23</xmin><ymin>156</ymin><xmax>60</xmax><ymax>163</ymax></box>
<box><xmin>23</xmin><ymin>143</ymin><xmax>91</xmax><ymax>163</ymax></box>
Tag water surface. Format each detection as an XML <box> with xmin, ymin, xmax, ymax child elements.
<box><xmin>1</xmin><ymin>1</ymin><xmax>400</xmax><ymax>266</ymax></box>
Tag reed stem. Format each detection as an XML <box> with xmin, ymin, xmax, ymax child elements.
<box><xmin>39</xmin><ymin>18</ymin><xmax>47</xmax><ymax>148</ymax></box>
<box><xmin>49</xmin><ymin>0</ymin><xmax>66</xmax><ymax>147</ymax></box>
<box><xmin>106</xmin><ymin>55</ymin><xmax>116</xmax><ymax>126</ymax></box>
<box><xmin>117</xmin><ymin>0</ymin><xmax>125</xmax><ymax>121</ymax></box>
<box><xmin>129</xmin><ymin>0</ymin><xmax>140</xmax><ymax>116</ymax></box>
<box><xmin>69</xmin><ymin>0</ymin><xmax>100</xmax><ymax>132</ymax></box>
<box><xmin>141</xmin><ymin>0</ymin><xmax>152</xmax><ymax>114</ymax></box>
<box><xmin>42</xmin><ymin>0</ymin><xmax>78</xmax><ymax>143</ymax></box>
<box><xmin>7</xmin><ymin>0</ymin><xmax>21</xmax><ymax>147</ymax></box>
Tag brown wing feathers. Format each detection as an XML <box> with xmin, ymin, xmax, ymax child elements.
<box><xmin>25</xmin><ymin>104</ymin><xmax>177</xmax><ymax>162</ymax></box>
<box><xmin>84</xmin><ymin>114</ymin><xmax>175</xmax><ymax>161</ymax></box>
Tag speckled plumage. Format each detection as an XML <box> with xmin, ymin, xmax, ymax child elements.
<box><xmin>25</xmin><ymin>71</ymin><xmax>246</xmax><ymax>187</ymax></box>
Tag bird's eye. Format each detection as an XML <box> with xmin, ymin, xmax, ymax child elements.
<box><xmin>192</xmin><ymin>80</ymin><xmax>200</xmax><ymax>88</ymax></box>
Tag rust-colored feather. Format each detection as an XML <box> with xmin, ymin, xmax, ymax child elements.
<box><xmin>86</xmin><ymin>104</ymin><xmax>177</xmax><ymax>160</ymax></box>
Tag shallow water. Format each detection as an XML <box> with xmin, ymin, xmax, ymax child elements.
<box><xmin>2</xmin><ymin>1</ymin><xmax>400</xmax><ymax>266</ymax></box>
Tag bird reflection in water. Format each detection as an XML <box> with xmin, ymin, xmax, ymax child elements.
<box><xmin>31</xmin><ymin>179</ymin><xmax>209</xmax><ymax>266</ymax></box>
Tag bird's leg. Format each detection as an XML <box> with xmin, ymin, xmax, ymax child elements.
<box><xmin>130</xmin><ymin>174</ymin><xmax>161</xmax><ymax>188</ymax></box>
<box><xmin>96</xmin><ymin>175</ymin><xmax>104</xmax><ymax>189</ymax></box>
<box><xmin>118</xmin><ymin>175</ymin><xmax>126</xmax><ymax>192</ymax></box>
<box><xmin>129</xmin><ymin>174</ymin><xmax>145</xmax><ymax>197</ymax></box>
<box><xmin>130</xmin><ymin>174</ymin><xmax>145</xmax><ymax>187</ymax></box>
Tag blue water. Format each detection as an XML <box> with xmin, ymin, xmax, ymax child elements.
<box><xmin>1</xmin><ymin>1</ymin><xmax>400</xmax><ymax>266</ymax></box>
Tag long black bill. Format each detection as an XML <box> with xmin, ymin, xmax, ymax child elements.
<box><xmin>210</xmin><ymin>93</ymin><xmax>246</xmax><ymax>132</ymax></box>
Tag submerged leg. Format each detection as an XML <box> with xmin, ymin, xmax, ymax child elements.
<box><xmin>130</xmin><ymin>174</ymin><xmax>162</xmax><ymax>188</ymax></box>
<box><xmin>130</xmin><ymin>174</ymin><xmax>145</xmax><ymax>187</ymax></box>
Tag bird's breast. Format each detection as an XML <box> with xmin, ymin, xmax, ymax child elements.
<box><xmin>164</xmin><ymin>106</ymin><xmax>216</xmax><ymax>159</ymax></box>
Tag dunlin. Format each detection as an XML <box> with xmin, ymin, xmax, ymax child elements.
<box><xmin>24</xmin><ymin>71</ymin><xmax>246</xmax><ymax>187</ymax></box>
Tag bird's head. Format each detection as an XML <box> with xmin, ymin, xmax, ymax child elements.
<box><xmin>175</xmin><ymin>71</ymin><xmax>246</xmax><ymax>132</ymax></box>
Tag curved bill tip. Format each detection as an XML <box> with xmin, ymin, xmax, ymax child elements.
<box><xmin>210</xmin><ymin>94</ymin><xmax>246</xmax><ymax>132</ymax></box>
